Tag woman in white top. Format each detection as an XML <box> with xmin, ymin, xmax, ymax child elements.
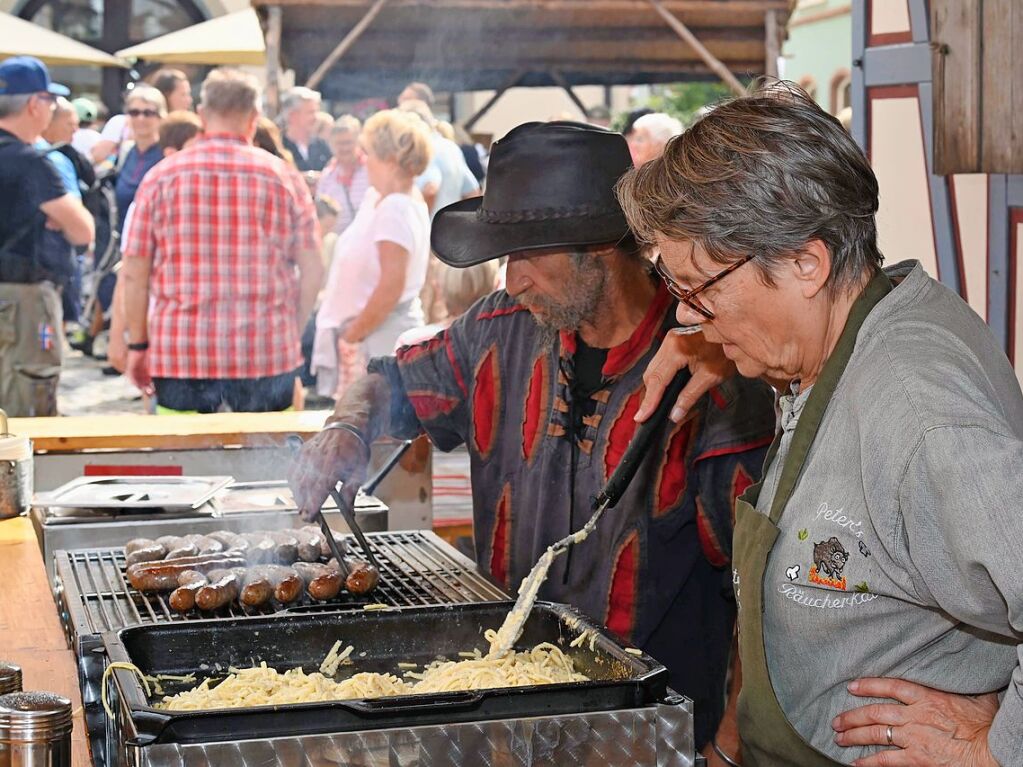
<box><xmin>313</xmin><ymin>109</ymin><xmax>433</xmax><ymax>398</ymax></box>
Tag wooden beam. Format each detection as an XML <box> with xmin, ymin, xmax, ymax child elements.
<box><xmin>264</xmin><ymin>5</ymin><xmax>282</xmax><ymax>117</ymax></box>
<box><xmin>549</xmin><ymin>69</ymin><xmax>590</xmax><ymax>115</ymax></box>
<box><xmin>257</xmin><ymin>0</ymin><xmax>791</xmax><ymax>12</ymax></box>
<box><xmin>465</xmin><ymin>68</ymin><xmax>528</xmax><ymax>130</ymax></box>
<box><xmin>306</xmin><ymin>0</ymin><xmax>392</xmax><ymax>90</ymax></box>
<box><xmin>647</xmin><ymin>0</ymin><xmax>746</xmax><ymax>95</ymax></box>
<box><xmin>764</xmin><ymin>8</ymin><xmax>779</xmax><ymax>78</ymax></box>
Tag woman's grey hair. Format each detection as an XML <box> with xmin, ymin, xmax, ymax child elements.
<box><xmin>617</xmin><ymin>81</ymin><xmax>882</xmax><ymax>295</ymax></box>
<box><xmin>281</xmin><ymin>86</ymin><xmax>321</xmax><ymax>118</ymax></box>
<box><xmin>633</xmin><ymin>112</ymin><xmax>683</xmax><ymax>144</ymax></box>
<box><xmin>331</xmin><ymin>114</ymin><xmax>361</xmax><ymax>136</ymax></box>
<box><xmin>126</xmin><ymin>84</ymin><xmax>168</xmax><ymax>116</ymax></box>
<box><xmin>0</xmin><ymin>94</ymin><xmax>32</xmax><ymax>119</ymax></box>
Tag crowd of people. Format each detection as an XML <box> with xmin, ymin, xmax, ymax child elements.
<box><xmin>0</xmin><ymin>53</ymin><xmax>681</xmax><ymax>417</ymax></box>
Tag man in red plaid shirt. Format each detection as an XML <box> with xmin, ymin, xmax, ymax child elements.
<box><xmin>122</xmin><ymin>69</ymin><xmax>324</xmax><ymax>413</ymax></box>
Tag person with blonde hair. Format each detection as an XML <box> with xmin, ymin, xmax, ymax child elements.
<box><xmin>114</xmin><ymin>85</ymin><xmax>166</xmax><ymax>232</ymax></box>
<box><xmin>313</xmin><ymin>108</ymin><xmax>433</xmax><ymax>398</ymax></box>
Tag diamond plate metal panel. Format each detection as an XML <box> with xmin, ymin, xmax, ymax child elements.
<box><xmin>129</xmin><ymin>700</ymin><xmax>693</xmax><ymax>767</ymax></box>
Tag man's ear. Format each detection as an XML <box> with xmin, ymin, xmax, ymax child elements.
<box><xmin>790</xmin><ymin>239</ymin><xmax>831</xmax><ymax>299</ymax></box>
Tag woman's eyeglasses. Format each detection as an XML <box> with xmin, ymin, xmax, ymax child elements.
<box><xmin>654</xmin><ymin>253</ymin><xmax>755</xmax><ymax>320</ymax></box>
<box><xmin>127</xmin><ymin>108</ymin><xmax>160</xmax><ymax>118</ymax></box>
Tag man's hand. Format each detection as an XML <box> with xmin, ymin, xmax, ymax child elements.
<box><xmin>289</xmin><ymin>426</ymin><xmax>371</xmax><ymax>521</ymax></box>
<box><xmin>635</xmin><ymin>330</ymin><xmax>736</xmax><ymax>424</ymax></box>
<box><xmin>832</xmin><ymin>677</ymin><xmax>1000</xmax><ymax>766</ymax></box>
<box><xmin>126</xmin><ymin>350</ymin><xmax>153</xmax><ymax>396</ymax></box>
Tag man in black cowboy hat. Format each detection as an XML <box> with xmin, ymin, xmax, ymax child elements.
<box><xmin>290</xmin><ymin>121</ymin><xmax>776</xmax><ymax>755</ymax></box>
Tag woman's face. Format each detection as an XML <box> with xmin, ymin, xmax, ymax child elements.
<box><xmin>330</xmin><ymin>130</ymin><xmax>358</xmax><ymax>165</ymax></box>
<box><xmin>167</xmin><ymin>79</ymin><xmax>192</xmax><ymax>112</ymax></box>
<box><xmin>360</xmin><ymin>133</ymin><xmax>399</xmax><ymax>192</ymax></box>
<box><xmin>627</xmin><ymin>127</ymin><xmax>663</xmax><ymax>167</ymax></box>
<box><xmin>127</xmin><ymin>98</ymin><xmax>161</xmax><ymax>143</ymax></box>
<box><xmin>657</xmin><ymin>237</ymin><xmax>810</xmax><ymax>381</ymax></box>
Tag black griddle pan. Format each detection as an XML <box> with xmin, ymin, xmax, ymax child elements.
<box><xmin>103</xmin><ymin>601</ymin><xmax>668</xmax><ymax>745</ymax></box>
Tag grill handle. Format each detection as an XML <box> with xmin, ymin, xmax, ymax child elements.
<box><xmin>594</xmin><ymin>370</ymin><xmax>691</xmax><ymax>509</ymax></box>
<box><xmin>344</xmin><ymin>690</ymin><xmax>485</xmax><ymax>715</ymax></box>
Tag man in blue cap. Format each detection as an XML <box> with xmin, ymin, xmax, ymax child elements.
<box><xmin>0</xmin><ymin>55</ymin><xmax>94</xmax><ymax>416</ymax></box>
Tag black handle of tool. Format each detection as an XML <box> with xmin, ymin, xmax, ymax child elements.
<box><xmin>362</xmin><ymin>439</ymin><xmax>414</xmax><ymax>496</ymax></box>
<box><xmin>595</xmin><ymin>370</ymin><xmax>691</xmax><ymax>509</ymax></box>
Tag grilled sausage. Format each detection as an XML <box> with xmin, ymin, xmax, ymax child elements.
<box><xmin>207</xmin><ymin>530</ymin><xmax>247</xmax><ymax>552</ymax></box>
<box><xmin>168</xmin><ymin>570</ymin><xmax>207</xmax><ymax>612</ymax></box>
<box><xmin>239</xmin><ymin>533</ymin><xmax>276</xmax><ymax>564</ymax></box>
<box><xmin>127</xmin><ymin>553</ymin><xmax>247</xmax><ymax>592</ymax></box>
<box><xmin>124</xmin><ymin>538</ymin><xmax>159</xmax><ymax>555</ymax></box>
<box><xmin>195</xmin><ymin>568</ymin><xmax>243</xmax><ymax>611</ymax></box>
<box><xmin>344</xmin><ymin>562</ymin><xmax>380</xmax><ymax>595</ymax></box>
<box><xmin>292</xmin><ymin>528</ymin><xmax>323</xmax><ymax>562</ymax></box>
<box><xmin>183</xmin><ymin>534</ymin><xmax>224</xmax><ymax>555</ymax></box>
<box><xmin>266</xmin><ymin>532</ymin><xmax>299</xmax><ymax>565</ymax></box>
<box><xmin>292</xmin><ymin>562</ymin><xmax>342</xmax><ymax>601</ymax></box>
<box><xmin>315</xmin><ymin>529</ymin><xmax>352</xmax><ymax>560</ymax></box>
<box><xmin>155</xmin><ymin>536</ymin><xmax>200</xmax><ymax>561</ymax></box>
<box><xmin>124</xmin><ymin>543</ymin><xmax>167</xmax><ymax>568</ymax></box>
<box><xmin>247</xmin><ymin>564</ymin><xmax>303</xmax><ymax>603</ymax></box>
<box><xmin>239</xmin><ymin>568</ymin><xmax>274</xmax><ymax>607</ymax></box>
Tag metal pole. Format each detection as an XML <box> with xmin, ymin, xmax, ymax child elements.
<box><xmin>306</xmin><ymin>0</ymin><xmax>392</xmax><ymax>90</ymax></box>
<box><xmin>264</xmin><ymin>5</ymin><xmax>282</xmax><ymax>117</ymax></box>
<box><xmin>549</xmin><ymin>69</ymin><xmax>589</xmax><ymax>116</ymax></box>
<box><xmin>647</xmin><ymin>0</ymin><xmax>746</xmax><ymax>96</ymax></box>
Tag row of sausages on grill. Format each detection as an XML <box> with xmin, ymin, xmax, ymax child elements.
<box><xmin>123</xmin><ymin>528</ymin><xmax>380</xmax><ymax>611</ymax></box>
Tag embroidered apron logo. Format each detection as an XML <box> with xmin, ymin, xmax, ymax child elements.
<box><xmin>858</xmin><ymin>540</ymin><xmax>871</xmax><ymax>558</ymax></box>
<box><xmin>814</xmin><ymin>502</ymin><xmax>865</xmax><ymax>538</ymax></box>
<box><xmin>778</xmin><ymin>583</ymin><xmax>878</xmax><ymax>608</ymax></box>
<box><xmin>808</xmin><ymin>536</ymin><xmax>849</xmax><ymax>590</ymax></box>
<box><xmin>785</xmin><ymin>564</ymin><xmax>800</xmax><ymax>581</ymax></box>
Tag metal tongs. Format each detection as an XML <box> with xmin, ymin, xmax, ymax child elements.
<box><xmin>288</xmin><ymin>437</ymin><xmax>412</xmax><ymax>575</ymax></box>
<box><xmin>489</xmin><ymin>372</ymin><xmax>691</xmax><ymax>656</ymax></box>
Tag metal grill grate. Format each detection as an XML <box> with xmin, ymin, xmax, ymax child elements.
<box><xmin>56</xmin><ymin>531</ymin><xmax>507</xmax><ymax>638</ymax></box>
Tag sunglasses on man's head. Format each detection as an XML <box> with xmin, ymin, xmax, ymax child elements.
<box><xmin>127</xmin><ymin>108</ymin><xmax>160</xmax><ymax>118</ymax></box>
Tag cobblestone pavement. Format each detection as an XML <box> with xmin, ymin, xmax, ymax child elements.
<box><xmin>58</xmin><ymin>348</ymin><xmax>147</xmax><ymax>417</ymax></box>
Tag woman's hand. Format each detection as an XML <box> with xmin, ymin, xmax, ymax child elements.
<box><xmin>832</xmin><ymin>677</ymin><xmax>1000</xmax><ymax>766</ymax></box>
<box><xmin>635</xmin><ymin>330</ymin><xmax>737</xmax><ymax>424</ymax></box>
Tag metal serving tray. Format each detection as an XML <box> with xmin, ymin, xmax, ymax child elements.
<box><xmin>103</xmin><ymin>601</ymin><xmax>669</xmax><ymax>746</ymax></box>
<box><xmin>36</xmin><ymin>475</ymin><xmax>234</xmax><ymax>512</ymax></box>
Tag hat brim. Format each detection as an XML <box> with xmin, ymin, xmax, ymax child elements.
<box><xmin>431</xmin><ymin>197</ymin><xmax>630</xmax><ymax>268</ymax></box>
<box><xmin>48</xmin><ymin>83</ymin><xmax>70</xmax><ymax>97</ymax></box>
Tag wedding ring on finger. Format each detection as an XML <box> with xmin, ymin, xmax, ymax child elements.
<box><xmin>885</xmin><ymin>724</ymin><xmax>895</xmax><ymax>747</ymax></box>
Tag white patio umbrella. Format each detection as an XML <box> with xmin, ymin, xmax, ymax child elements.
<box><xmin>115</xmin><ymin>8</ymin><xmax>265</xmax><ymax>66</ymax></box>
<box><xmin>0</xmin><ymin>11</ymin><xmax>125</xmax><ymax>68</ymax></box>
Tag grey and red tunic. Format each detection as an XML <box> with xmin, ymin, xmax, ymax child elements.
<box><xmin>370</xmin><ymin>282</ymin><xmax>776</xmax><ymax>746</ymax></box>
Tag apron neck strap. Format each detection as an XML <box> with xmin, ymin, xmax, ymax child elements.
<box><xmin>768</xmin><ymin>270</ymin><xmax>893</xmax><ymax>524</ymax></box>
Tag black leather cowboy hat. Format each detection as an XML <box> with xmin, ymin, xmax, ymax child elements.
<box><xmin>431</xmin><ymin>121</ymin><xmax>634</xmax><ymax>267</ymax></box>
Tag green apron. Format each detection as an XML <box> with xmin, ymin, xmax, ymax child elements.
<box><xmin>733</xmin><ymin>271</ymin><xmax>893</xmax><ymax>766</ymax></box>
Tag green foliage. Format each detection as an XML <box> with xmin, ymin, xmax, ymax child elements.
<box><xmin>646</xmin><ymin>81</ymin><xmax>735</xmax><ymax>126</ymax></box>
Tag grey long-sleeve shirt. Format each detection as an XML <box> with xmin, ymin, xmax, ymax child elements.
<box><xmin>754</xmin><ymin>260</ymin><xmax>1023</xmax><ymax>765</ymax></box>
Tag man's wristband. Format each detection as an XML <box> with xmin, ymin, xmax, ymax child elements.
<box><xmin>711</xmin><ymin>739</ymin><xmax>741</xmax><ymax>767</ymax></box>
<box><xmin>322</xmin><ymin>421</ymin><xmax>371</xmax><ymax>455</ymax></box>
<box><xmin>127</xmin><ymin>341</ymin><xmax>149</xmax><ymax>352</ymax></box>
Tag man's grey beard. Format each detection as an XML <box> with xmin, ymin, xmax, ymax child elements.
<box><xmin>522</xmin><ymin>253</ymin><xmax>607</xmax><ymax>351</ymax></box>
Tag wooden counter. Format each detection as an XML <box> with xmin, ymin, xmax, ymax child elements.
<box><xmin>9</xmin><ymin>410</ymin><xmax>331</xmax><ymax>452</ymax></box>
<box><xmin>0</xmin><ymin>518</ymin><xmax>89</xmax><ymax>765</ymax></box>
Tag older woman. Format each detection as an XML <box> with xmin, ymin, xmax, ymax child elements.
<box><xmin>619</xmin><ymin>84</ymin><xmax>1022</xmax><ymax>767</ymax></box>
<box><xmin>316</xmin><ymin>115</ymin><xmax>370</xmax><ymax>234</ymax></box>
<box><xmin>626</xmin><ymin>111</ymin><xmax>683</xmax><ymax>167</ymax></box>
<box><xmin>312</xmin><ymin>109</ymin><xmax>432</xmax><ymax>398</ymax></box>
<box><xmin>114</xmin><ymin>85</ymin><xmax>165</xmax><ymax>232</ymax></box>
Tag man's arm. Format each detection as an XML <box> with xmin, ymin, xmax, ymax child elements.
<box><xmin>121</xmin><ymin>255</ymin><xmax>150</xmax><ymax>346</ymax></box>
<box><xmin>39</xmin><ymin>194</ymin><xmax>93</xmax><ymax>246</ymax></box>
<box><xmin>294</xmin><ymin>244</ymin><xmax>324</xmax><ymax>328</ymax></box>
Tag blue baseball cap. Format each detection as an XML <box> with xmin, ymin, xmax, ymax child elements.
<box><xmin>0</xmin><ymin>56</ymin><xmax>70</xmax><ymax>97</ymax></box>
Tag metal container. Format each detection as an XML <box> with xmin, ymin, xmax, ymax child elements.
<box><xmin>0</xmin><ymin>665</ymin><xmax>21</xmax><ymax>696</ymax></box>
<box><xmin>0</xmin><ymin>409</ymin><xmax>32</xmax><ymax>520</ymax></box>
<box><xmin>0</xmin><ymin>691</ymin><xmax>73</xmax><ymax>767</ymax></box>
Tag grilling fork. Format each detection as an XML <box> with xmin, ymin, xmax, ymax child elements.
<box><xmin>489</xmin><ymin>371</ymin><xmax>690</xmax><ymax>656</ymax></box>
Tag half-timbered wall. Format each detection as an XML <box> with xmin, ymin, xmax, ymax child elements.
<box><xmin>852</xmin><ymin>0</ymin><xmax>1023</xmax><ymax>383</ymax></box>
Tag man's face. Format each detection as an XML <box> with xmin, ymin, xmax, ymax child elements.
<box><xmin>504</xmin><ymin>245</ymin><xmax>611</xmax><ymax>344</ymax></box>
<box><xmin>27</xmin><ymin>92</ymin><xmax>57</xmax><ymax>137</ymax></box>
<box><xmin>289</xmin><ymin>99</ymin><xmax>319</xmax><ymax>134</ymax></box>
<box><xmin>329</xmin><ymin>130</ymin><xmax>358</xmax><ymax>164</ymax></box>
<box><xmin>44</xmin><ymin>106</ymin><xmax>77</xmax><ymax>144</ymax></box>
<box><xmin>398</xmin><ymin>87</ymin><xmax>418</xmax><ymax>105</ymax></box>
